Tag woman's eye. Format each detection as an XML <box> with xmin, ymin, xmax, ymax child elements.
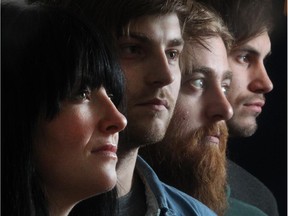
<box><xmin>66</xmin><ymin>87</ymin><xmax>92</xmax><ymax>103</ymax></box>
<box><xmin>79</xmin><ymin>91</ymin><xmax>88</xmax><ymax>99</ymax></box>
<box><xmin>76</xmin><ymin>89</ymin><xmax>91</xmax><ymax>101</ymax></box>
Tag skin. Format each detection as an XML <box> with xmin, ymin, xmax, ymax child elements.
<box><xmin>118</xmin><ymin>13</ymin><xmax>183</xmax><ymax>147</ymax></box>
<box><xmin>116</xmin><ymin>13</ymin><xmax>183</xmax><ymax>196</ymax></box>
<box><xmin>167</xmin><ymin>36</ymin><xmax>233</xmax><ymax>149</ymax></box>
<box><xmin>227</xmin><ymin>31</ymin><xmax>273</xmax><ymax>137</ymax></box>
<box><xmin>34</xmin><ymin>87</ymin><xmax>127</xmax><ymax>216</ymax></box>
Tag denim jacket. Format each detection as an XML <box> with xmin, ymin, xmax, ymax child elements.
<box><xmin>136</xmin><ymin>156</ymin><xmax>217</xmax><ymax>216</ymax></box>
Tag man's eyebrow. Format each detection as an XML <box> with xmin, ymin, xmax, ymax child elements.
<box><xmin>234</xmin><ymin>45</ymin><xmax>272</xmax><ymax>58</ymax></box>
<box><xmin>125</xmin><ymin>32</ymin><xmax>151</xmax><ymax>43</ymax></box>
<box><xmin>223</xmin><ymin>70</ymin><xmax>233</xmax><ymax>80</ymax></box>
<box><xmin>121</xmin><ymin>32</ymin><xmax>184</xmax><ymax>47</ymax></box>
<box><xmin>186</xmin><ymin>66</ymin><xmax>233</xmax><ymax>80</ymax></box>
<box><xmin>168</xmin><ymin>38</ymin><xmax>184</xmax><ymax>47</ymax></box>
<box><xmin>192</xmin><ymin>66</ymin><xmax>211</xmax><ymax>74</ymax></box>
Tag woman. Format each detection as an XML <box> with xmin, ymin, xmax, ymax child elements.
<box><xmin>2</xmin><ymin>1</ymin><xmax>127</xmax><ymax>216</ymax></box>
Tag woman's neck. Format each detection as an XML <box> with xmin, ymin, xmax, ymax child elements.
<box><xmin>47</xmin><ymin>189</ymin><xmax>76</xmax><ymax>216</ymax></box>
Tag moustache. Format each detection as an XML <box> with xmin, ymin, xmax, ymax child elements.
<box><xmin>191</xmin><ymin>122</ymin><xmax>228</xmax><ymax>151</ymax></box>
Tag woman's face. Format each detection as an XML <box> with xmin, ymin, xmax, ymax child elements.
<box><xmin>34</xmin><ymin>87</ymin><xmax>127</xmax><ymax>203</ymax></box>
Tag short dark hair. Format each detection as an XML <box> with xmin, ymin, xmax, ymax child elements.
<box><xmin>2</xmin><ymin>1</ymin><xmax>123</xmax><ymax>215</ymax></box>
<box><xmin>28</xmin><ymin>0</ymin><xmax>189</xmax><ymax>39</ymax></box>
<box><xmin>196</xmin><ymin>0</ymin><xmax>274</xmax><ymax>46</ymax></box>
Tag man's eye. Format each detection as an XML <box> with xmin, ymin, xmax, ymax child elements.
<box><xmin>107</xmin><ymin>93</ymin><xmax>114</xmax><ymax>100</ymax></box>
<box><xmin>238</xmin><ymin>55</ymin><xmax>248</xmax><ymax>63</ymax></box>
<box><xmin>122</xmin><ymin>46</ymin><xmax>138</xmax><ymax>54</ymax></box>
<box><xmin>235</xmin><ymin>52</ymin><xmax>252</xmax><ymax>65</ymax></box>
<box><xmin>189</xmin><ymin>78</ymin><xmax>204</xmax><ymax>89</ymax></box>
<box><xmin>119</xmin><ymin>45</ymin><xmax>144</xmax><ymax>59</ymax></box>
<box><xmin>222</xmin><ymin>84</ymin><xmax>230</xmax><ymax>95</ymax></box>
<box><xmin>166</xmin><ymin>50</ymin><xmax>179</xmax><ymax>61</ymax></box>
<box><xmin>222</xmin><ymin>79</ymin><xmax>231</xmax><ymax>95</ymax></box>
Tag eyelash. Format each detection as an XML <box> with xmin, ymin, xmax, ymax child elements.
<box><xmin>166</xmin><ymin>50</ymin><xmax>180</xmax><ymax>61</ymax></box>
<box><xmin>185</xmin><ymin>77</ymin><xmax>231</xmax><ymax>96</ymax></box>
<box><xmin>189</xmin><ymin>78</ymin><xmax>205</xmax><ymax>89</ymax></box>
<box><xmin>77</xmin><ymin>88</ymin><xmax>91</xmax><ymax>100</ymax></box>
<box><xmin>222</xmin><ymin>83</ymin><xmax>230</xmax><ymax>95</ymax></box>
<box><xmin>119</xmin><ymin>43</ymin><xmax>145</xmax><ymax>59</ymax></box>
<box><xmin>67</xmin><ymin>86</ymin><xmax>91</xmax><ymax>102</ymax></box>
<box><xmin>118</xmin><ymin>37</ymin><xmax>182</xmax><ymax>67</ymax></box>
<box><xmin>238</xmin><ymin>55</ymin><xmax>249</xmax><ymax>63</ymax></box>
<box><xmin>107</xmin><ymin>93</ymin><xmax>114</xmax><ymax>101</ymax></box>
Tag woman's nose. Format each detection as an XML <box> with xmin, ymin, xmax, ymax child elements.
<box><xmin>99</xmin><ymin>95</ymin><xmax>127</xmax><ymax>134</ymax></box>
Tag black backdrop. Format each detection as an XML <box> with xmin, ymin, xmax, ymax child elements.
<box><xmin>227</xmin><ymin>1</ymin><xmax>287</xmax><ymax>216</ymax></box>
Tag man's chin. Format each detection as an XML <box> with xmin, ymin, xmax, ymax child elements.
<box><xmin>227</xmin><ymin>117</ymin><xmax>258</xmax><ymax>137</ymax></box>
<box><xmin>121</xmin><ymin>124</ymin><xmax>167</xmax><ymax>149</ymax></box>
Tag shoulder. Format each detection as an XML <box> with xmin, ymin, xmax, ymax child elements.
<box><xmin>227</xmin><ymin>159</ymin><xmax>278</xmax><ymax>216</ymax></box>
<box><xmin>136</xmin><ymin>156</ymin><xmax>216</xmax><ymax>216</ymax></box>
<box><xmin>161</xmin><ymin>182</ymin><xmax>217</xmax><ymax>216</ymax></box>
<box><xmin>226</xmin><ymin>197</ymin><xmax>268</xmax><ymax>216</ymax></box>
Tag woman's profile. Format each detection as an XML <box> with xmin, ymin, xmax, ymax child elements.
<box><xmin>2</xmin><ymin>1</ymin><xmax>127</xmax><ymax>215</ymax></box>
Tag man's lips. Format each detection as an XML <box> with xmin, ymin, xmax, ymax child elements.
<box><xmin>136</xmin><ymin>98</ymin><xmax>169</xmax><ymax>110</ymax></box>
<box><xmin>243</xmin><ymin>100</ymin><xmax>265</xmax><ymax>113</ymax></box>
<box><xmin>203</xmin><ymin>135</ymin><xmax>220</xmax><ymax>145</ymax></box>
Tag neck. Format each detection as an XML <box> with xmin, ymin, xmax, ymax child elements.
<box><xmin>48</xmin><ymin>197</ymin><xmax>75</xmax><ymax>216</ymax></box>
<box><xmin>116</xmin><ymin>148</ymin><xmax>139</xmax><ymax>197</ymax></box>
<box><xmin>46</xmin><ymin>186</ymin><xmax>78</xmax><ymax>216</ymax></box>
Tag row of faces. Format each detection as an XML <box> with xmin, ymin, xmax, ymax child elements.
<box><xmin>36</xmin><ymin>13</ymin><xmax>272</xmax><ymax>201</ymax></box>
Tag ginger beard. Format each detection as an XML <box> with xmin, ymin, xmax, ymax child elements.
<box><xmin>175</xmin><ymin>122</ymin><xmax>228</xmax><ymax>216</ymax></box>
<box><xmin>141</xmin><ymin>121</ymin><xmax>228</xmax><ymax>216</ymax></box>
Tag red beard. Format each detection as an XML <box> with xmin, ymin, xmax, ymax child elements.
<box><xmin>140</xmin><ymin>122</ymin><xmax>228</xmax><ymax>216</ymax></box>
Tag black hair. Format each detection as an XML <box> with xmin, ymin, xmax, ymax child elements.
<box><xmin>2</xmin><ymin>1</ymin><xmax>123</xmax><ymax>215</ymax></box>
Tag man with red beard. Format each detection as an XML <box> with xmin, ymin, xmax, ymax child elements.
<box><xmin>140</xmin><ymin>4</ymin><xmax>233</xmax><ymax>215</ymax></box>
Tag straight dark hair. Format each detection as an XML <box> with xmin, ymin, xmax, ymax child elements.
<box><xmin>2</xmin><ymin>1</ymin><xmax>123</xmax><ymax>215</ymax></box>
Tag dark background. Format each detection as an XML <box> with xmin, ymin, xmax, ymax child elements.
<box><xmin>227</xmin><ymin>1</ymin><xmax>287</xmax><ymax>216</ymax></box>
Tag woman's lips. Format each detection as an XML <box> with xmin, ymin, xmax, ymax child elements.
<box><xmin>92</xmin><ymin>144</ymin><xmax>117</xmax><ymax>159</ymax></box>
